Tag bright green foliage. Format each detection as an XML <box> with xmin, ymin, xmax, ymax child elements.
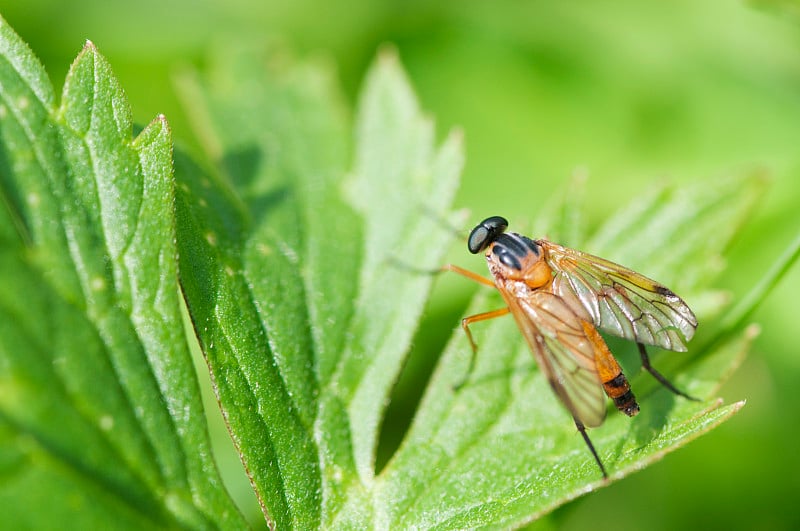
<box><xmin>0</xmin><ymin>17</ymin><xmax>245</xmax><ymax>529</ymax></box>
<box><xmin>173</xmin><ymin>42</ymin><xmax>787</xmax><ymax>530</ymax></box>
<box><xmin>174</xmin><ymin>44</ymin><xmax>462</xmax><ymax>528</ymax></box>
<box><xmin>0</xmin><ymin>11</ymin><xmax>796</xmax><ymax>530</ymax></box>
<box><xmin>373</xmin><ymin>175</ymin><xmax>762</xmax><ymax>529</ymax></box>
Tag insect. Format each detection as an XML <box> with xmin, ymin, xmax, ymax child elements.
<box><xmin>445</xmin><ymin>215</ymin><xmax>698</xmax><ymax>479</ymax></box>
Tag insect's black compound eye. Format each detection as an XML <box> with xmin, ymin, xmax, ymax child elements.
<box><xmin>467</xmin><ymin>216</ymin><xmax>509</xmax><ymax>254</ymax></box>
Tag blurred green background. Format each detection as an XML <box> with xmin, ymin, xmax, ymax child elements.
<box><xmin>4</xmin><ymin>0</ymin><xmax>799</xmax><ymax>528</ymax></box>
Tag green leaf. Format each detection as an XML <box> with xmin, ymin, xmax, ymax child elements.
<box><xmin>0</xmin><ymin>18</ymin><xmax>244</xmax><ymax>528</ymax></box>
<box><xmin>377</xmin><ymin>175</ymin><xmax>763</xmax><ymax>529</ymax></box>
<box><xmin>175</xmin><ymin>43</ymin><xmax>463</xmax><ymax>528</ymax></box>
<box><xmin>175</xmin><ymin>43</ymin><xmax>777</xmax><ymax>529</ymax></box>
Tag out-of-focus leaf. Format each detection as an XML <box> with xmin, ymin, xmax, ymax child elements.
<box><xmin>0</xmin><ymin>17</ymin><xmax>244</xmax><ymax>528</ymax></box>
<box><xmin>587</xmin><ymin>174</ymin><xmax>766</xmax><ymax>293</ymax></box>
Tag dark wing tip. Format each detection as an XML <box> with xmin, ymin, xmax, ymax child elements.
<box><xmin>655</xmin><ymin>285</ymin><xmax>676</xmax><ymax>297</ymax></box>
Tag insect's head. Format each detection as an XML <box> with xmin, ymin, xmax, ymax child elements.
<box><xmin>468</xmin><ymin>216</ymin><xmax>509</xmax><ymax>254</ymax></box>
<box><xmin>469</xmin><ymin>216</ymin><xmax>544</xmax><ymax>273</ymax></box>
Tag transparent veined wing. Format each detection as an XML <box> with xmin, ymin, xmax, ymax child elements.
<box><xmin>541</xmin><ymin>241</ymin><xmax>697</xmax><ymax>352</ymax></box>
<box><xmin>506</xmin><ymin>290</ymin><xmax>607</xmax><ymax>428</ymax></box>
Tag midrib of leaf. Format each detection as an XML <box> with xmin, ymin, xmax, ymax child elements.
<box><xmin>713</xmin><ymin>227</ymin><xmax>800</xmax><ymax>339</ymax></box>
<box><xmin>0</xmin><ymin>253</ymin><xmax>168</xmax><ymax>524</ymax></box>
<box><xmin>587</xmin><ymin>174</ymin><xmax>767</xmax><ymax>292</ymax></box>
<box><xmin>174</xmin><ymin>49</ymin><xmax>348</xmax><ymax>528</ymax></box>
<box><xmin>0</xmin><ymin>17</ymin><xmax>244</xmax><ymax>529</ymax></box>
<box><xmin>335</xmin><ymin>52</ymin><xmax>464</xmax><ymax>483</ymax></box>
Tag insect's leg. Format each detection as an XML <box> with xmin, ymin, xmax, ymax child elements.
<box><xmin>441</xmin><ymin>263</ymin><xmax>496</xmax><ymax>287</ymax></box>
<box><xmin>454</xmin><ymin>307</ymin><xmax>510</xmax><ymax>389</ymax></box>
<box><xmin>637</xmin><ymin>343</ymin><xmax>699</xmax><ymax>401</ymax></box>
<box><xmin>574</xmin><ymin>419</ymin><xmax>609</xmax><ymax>480</ymax></box>
<box><xmin>393</xmin><ymin>259</ymin><xmax>502</xmax><ymax>388</ymax></box>
<box><xmin>387</xmin><ymin>260</ymin><xmax>497</xmax><ymax>288</ymax></box>
<box><xmin>385</xmin><ymin>256</ymin><xmax>442</xmax><ymax>276</ymax></box>
<box><xmin>415</xmin><ymin>204</ymin><xmax>466</xmax><ymax>238</ymax></box>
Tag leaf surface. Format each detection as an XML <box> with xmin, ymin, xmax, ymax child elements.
<box><xmin>0</xmin><ymin>18</ymin><xmax>244</xmax><ymax>529</ymax></box>
<box><xmin>174</xmin><ymin>43</ymin><xmax>772</xmax><ymax>529</ymax></box>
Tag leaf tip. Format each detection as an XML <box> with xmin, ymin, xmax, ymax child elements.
<box><xmin>150</xmin><ymin>112</ymin><xmax>172</xmax><ymax>137</ymax></box>
<box><xmin>376</xmin><ymin>43</ymin><xmax>400</xmax><ymax>65</ymax></box>
<box><xmin>449</xmin><ymin>125</ymin><xmax>465</xmax><ymax>144</ymax></box>
<box><xmin>72</xmin><ymin>39</ymin><xmax>101</xmax><ymax>71</ymax></box>
<box><xmin>746</xmin><ymin>165</ymin><xmax>772</xmax><ymax>185</ymax></box>
<box><xmin>712</xmin><ymin>397</ymin><xmax>746</xmax><ymax>416</ymax></box>
<box><xmin>744</xmin><ymin>323</ymin><xmax>761</xmax><ymax>341</ymax></box>
<box><xmin>133</xmin><ymin>113</ymin><xmax>173</xmax><ymax>150</ymax></box>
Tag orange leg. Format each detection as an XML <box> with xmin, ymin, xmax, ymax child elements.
<box><xmin>453</xmin><ymin>307</ymin><xmax>511</xmax><ymax>389</ymax></box>
<box><xmin>397</xmin><ymin>262</ymin><xmax>509</xmax><ymax>387</ymax></box>
<box><xmin>440</xmin><ymin>263</ymin><xmax>496</xmax><ymax>287</ymax></box>
<box><xmin>460</xmin><ymin>307</ymin><xmax>511</xmax><ymax>352</ymax></box>
<box><xmin>440</xmin><ymin>264</ymin><xmax>510</xmax><ymax>387</ymax></box>
<box><xmin>388</xmin><ymin>260</ymin><xmax>496</xmax><ymax>287</ymax></box>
